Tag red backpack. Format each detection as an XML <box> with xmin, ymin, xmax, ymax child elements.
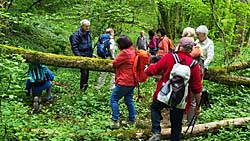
<box><xmin>132</xmin><ymin>50</ymin><xmax>150</xmax><ymax>101</ymax></box>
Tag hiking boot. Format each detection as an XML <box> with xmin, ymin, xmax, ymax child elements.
<box><xmin>110</xmin><ymin>120</ymin><xmax>120</xmax><ymax>129</ymax></box>
<box><xmin>121</xmin><ymin>120</ymin><xmax>136</xmax><ymax>126</ymax></box>
<box><xmin>33</xmin><ymin>96</ymin><xmax>39</xmax><ymax>112</ymax></box>
<box><xmin>80</xmin><ymin>84</ymin><xmax>88</xmax><ymax>92</ymax></box>
<box><xmin>149</xmin><ymin>133</ymin><xmax>161</xmax><ymax>141</ymax></box>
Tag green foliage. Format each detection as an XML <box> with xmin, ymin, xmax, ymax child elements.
<box><xmin>0</xmin><ymin>0</ymin><xmax>250</xmax><ymax>140</ymax></box>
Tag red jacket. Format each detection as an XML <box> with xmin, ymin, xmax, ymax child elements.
<box><xmin>112</xmin><ymin>46</ymin><xmax>136</xmax><ymax>86</ymax></box>
<box><xmin>145</xmin><ymin>51</ymin><xmax>202</xmax><ymax>112</ymax></box>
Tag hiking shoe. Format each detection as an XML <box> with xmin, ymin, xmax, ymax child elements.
<box><xmin>110</xmin><ymin>120</ymin><xmax>120</xmax><ymax>129</ymax></box>
<box><xmin>33</xmin><ymin>96</ymin><xmax>39</xmax><ymax>112</ymax></box>
<box><xmin>47</xmin><ymin>95</ymin><xmax>53</xmax><ymax>103</ymax></box>
<box><xmin>80</xmin><ymin>84</ymin><xmax>88</xmax><ymax>92</ymax></box>
<box><xmin>121</xmin><ymin>120</ymin><xmax>136</xmax><ymax>126</ymax></box>
<box><xmin>149</xmin><ymin>133</ymin><xmax>161</xmax><ymax>141</ymax></box>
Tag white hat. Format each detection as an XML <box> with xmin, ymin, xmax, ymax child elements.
<box><xmin>196</xmin><ymin>25</ymin><xmax>208</xmax><ymax>35</ymax></box>
<box><xmin>80</xmin><ymin>19</ymin><xmax>90</xmax><ymax>26</ymax></box>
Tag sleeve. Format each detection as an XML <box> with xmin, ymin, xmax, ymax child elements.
<box><xmin>109</xmin><ymin>38</ymin><xmax>115</xmax><ymax>51</ymax></box>
<box><xmin>46</xmin><ymin>69</ymin><xmax>54</xmax><ymax>81</ymax></box>
<box><xmin>189</xmin><ymin>64</ymin><xmax>202</xmax><ymax>95</ymax></box>
<box><xmin>112</xmin><ymin>50</ymin><xmax>128</xmax><ymax>67</ymax></box>
<box><xmin>204</xmin><ymin>42</ymin><xmax>214</xmax><ymax>69</ymax></box>
<box><xmin>145</xmin><ymin>54</ymin><xmax>170</xmax><ymax>76</ymax></box>
<box><xmin>136</xmin><ymin>37</ymin><xmax>139</xmax><ymax>46</ymax></box>
<box><xmin>25</xmin><ymin>80</ymin><xmax>30</xmax><ymax>91</ymax></box>
<box><xmin>69</xmin><ymin>33</ymin><xmax>81</xmax><ymax>56</ymax></box>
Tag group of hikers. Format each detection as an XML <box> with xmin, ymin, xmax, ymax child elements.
<box><xmin>25</xmin><ymin>19</ymin><xmax>214</xmax><ymax>141</ymax></box>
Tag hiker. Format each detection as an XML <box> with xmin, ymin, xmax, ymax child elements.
<box><xmin>145</xmin><ymin>37</ymin><xmax>202</xmax><ymax>141</ymax></box>
<box><xmin>195</xmin><ymin>25</ymin><xmax>214</xmax><ymax>72</ymax></box>
<box><xmin>151</xmin><ymin>28</ymin><xmax>175</xmax><ymax>63</ymax></box>
<box><xmin>107</xmin><ymin>28</ymin><xmax>116</xmax><ymax>60</ymax></box>
<box><xmin>148</xmin><ymin>30</ymin><xmax>158</xmax><ymax>56</ymax></box>
<box><xmin>25</xmin><ymin>63</ymin><xmax>54</xmax><ymax>112</ymax></box>
<box><xmin>179</xmin><ymin>27</ymin><xmax>205</xmax><ymax>126</ymax></box>
<box><xmin>96</xmin><ymin>28</ymin><xmax>116</xmax><ymax>90</ymax></box>
<box><xmin>136</xmin><ymin>30</ymin><xmax>148</xmax><ymax>51</ymax></box>
<box><xmin>110</xmin><ymin>35</ymin><xmax>137</xmax><ymax>129</ymax></box>
<box><xmin>69</xmin><ymin>19</ymin><xmax>93</xmax><ymax>91</ymax></box>
<box><xmin>187</xmin><ymin>25</ymin><xmax>214</xmax><ymax>119</ymax></box>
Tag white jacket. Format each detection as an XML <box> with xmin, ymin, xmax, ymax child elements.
<box><xmin>195</xmin><ymin>37</ymin><xmax>214</xmax><ymax>69</ymax></box>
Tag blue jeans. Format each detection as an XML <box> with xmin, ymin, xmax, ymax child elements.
<box><xmin>110</xmin><ymin>84</ymin><xmax>136</xmax><ymax>121</ymax></box>
<box><xmin>151</xmin><ymin>100</ymin><xmax>184</xmax><ymax>141</ymax></box>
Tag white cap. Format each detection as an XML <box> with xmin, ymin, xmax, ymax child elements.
<box><xmin>80</xmin><ymin>19</ymin><xmax>90</xmax><ymax>26</ymax></box>
<box><xmin>196</xmin><ymin>25</ymin><xmax>208</xmax><ymax>35</ymax></box>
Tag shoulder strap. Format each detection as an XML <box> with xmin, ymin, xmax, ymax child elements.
<box><xmin>172</xmin><ymin>53</ymin><xmax>180</xmax><ymax>63</ymax></box>
<box><xmin>173</xmin><ymin>53</ymin><xmax>197</xmax><ymax>68</ymax></box>
<box><xmin>190</xmin><ymin>60</ymin><xmax>198</xmax><ymax>68</ymax></box>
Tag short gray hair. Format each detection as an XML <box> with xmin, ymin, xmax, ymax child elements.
<box><xmin>80</xmin><ymin>19</ymin><xmax>90</xmax><ymax>26</ymax></box>
<box><xmin>196</xmin><ymin>25</ymin><xmax>208</xmax><ymax>35</ymax></box>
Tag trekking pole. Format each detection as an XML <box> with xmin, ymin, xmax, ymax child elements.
<box><xmin>184</xmin><ymin>101</ymin><xmax>201</xmax><ymax>135</ymax></box>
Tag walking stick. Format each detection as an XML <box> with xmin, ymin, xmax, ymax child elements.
<box><xmin>184</xmin><ymin>101</ymin><xmax>201</xmax><ymax>135</ymax></box>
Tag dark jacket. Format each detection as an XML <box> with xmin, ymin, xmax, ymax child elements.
<box><xmin>69</xmin><ymin>28</ymin><xmax>93</xmax><ymax>57</ymax></box>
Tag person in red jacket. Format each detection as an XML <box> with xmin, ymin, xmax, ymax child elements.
<box><xmin>110</xmin><ymin>35</ymin><xmax>137</xmax><ymax>129</ymax></box>
<box><xmin>145</xmin><ymin>37</ymin><xmax>202</xmax><ymax>141</ymax></box>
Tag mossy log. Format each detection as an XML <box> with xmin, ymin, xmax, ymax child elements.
<box><xmin>0</xmin><ymin>44</ymin><xmax>114</xmax><ymax>72</ymax></box>
<box><xmin>105</xmin><ymin>117</ymin><xmax>250</xmax><ymax>139</ymax></box>
<box><xmin>1</xmin><ymin>44</ymin><xmax>250</xmax><ymax>86</ymax></box>
<box><xmin>26</xmin><ymin>117</ymin><xmax>250</xmax><ymax>140</ymax></box>
<box><xmin>204</xmin><ymin>73</ymin><xmax>250</xmax><ymax>86</ymax></box>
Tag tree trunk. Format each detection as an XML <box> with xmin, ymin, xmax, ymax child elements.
<box><xmin>27</xmin><ymin>117</ymin><xmax>250</xmax><ymax>139</ymax></box>
<box><xmin>0</xmin><ymin>44</ymin><xmax>114</xmax><ymax>72</ymax></box>
<box><xmin>161</xmin><ymin>117</ymin><xmax>250</xmax><ymax>138</ymax></box>
<box><xmin>1</xmin><ymin>44</ymin><xmax>250</xmax><ymax>86</ymax></box>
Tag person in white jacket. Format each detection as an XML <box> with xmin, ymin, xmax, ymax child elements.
<box><xmin>187</xmin><ymin>25</ymin><xmax>214</xmax><ymax>126</ymax></box>
<box><xmin>96</xmin><ymin>28</ymin><xmax>116</xmax><ymax>90</ymax></box>
<box><xmin>195</xmin><ymin>25</ymin><xmax>214</xmax><ymax>70</ymax></box>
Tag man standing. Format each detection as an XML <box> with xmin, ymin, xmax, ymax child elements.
<box><xmin>136</xmin><ymin>30</ymin><xmax>148</xmax><ymax>51</ymax></box>
<box><xmin>146</xmin><ymin>37</ymin><xmax>202</xmax><ymax>141</ymax></box>
<box><xmin>69</xmin><ymin>19</ymin><xmax>93</xmax><ymax>91</ymax></box>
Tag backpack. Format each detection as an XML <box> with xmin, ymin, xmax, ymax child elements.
<box><xmin>28</xmin><ymin>64</ymin><xmax>48</xmax><ymax>86</ymax></box>
<box><xmin>168</xmin><ymin>38</ymin><xmax>175</xmax><ymax>53</ymax></box>
<box><xmin>157</xmin><ymin>53</ymin><xmax>197</xmax><ymax>109</ymax></box>
<box><xmin>96</xmin><ymin>33</ymin><xmax>111</xmax><ymax>58</ymax></box>
<box><xmin>132</xmin><ymin>50</ymin><xmax>151</xmax><ymax>101</ymax></box>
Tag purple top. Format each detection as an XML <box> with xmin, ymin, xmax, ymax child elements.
<box><xmin>148</xmin><ymin>36</ymin><xmax>157</xmax><ymax>50</ymax></box>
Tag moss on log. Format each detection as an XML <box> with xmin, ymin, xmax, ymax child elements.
<box><xmin>26</xmin><ymin>117</ymin><xmax>250</xmax><ymax>140</ymax></box>
<box><xmin>204</xmin><ymin>73</ymin><xmax>250</xmax><ymax>86</ymax></box>
<box><xmin>1</xmin><ymin>44</ymin><xmax>250</xmax><ymax>86</ymax></box>
<box><xmin>0</xmin><ymin>44</ymin><xmax>114</xmax><ymax>72</ymax></box>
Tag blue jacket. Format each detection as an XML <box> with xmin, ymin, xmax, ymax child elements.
<box><xmin>69</xmin><ymin>28</ymin><xmax>93</xmax><ymax>57</ymax></box>
<box><xmin>26</xmin><ymin>68</ymin><xmax>54</xmax><ymax>94</ymax></box>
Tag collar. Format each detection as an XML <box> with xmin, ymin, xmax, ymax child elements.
<box><xmin>198</xmin><ymin>37</ymin><xmax>209</xmax><ymax>45</ymax></box>
<box><xmin>175</xmin><ymin>50</ymin><xmax>192</xmax><ymax>57</ymax></box>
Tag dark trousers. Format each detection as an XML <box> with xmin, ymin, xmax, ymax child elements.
<box><xmin>80</xmin><ymin>68</ymin><xmax>89</xmax><ymax>90</ymax></box>
<box><xmin>151</xmin><ymin>100</ymin><xmax>184</xmax><ymax>141</ymax></box>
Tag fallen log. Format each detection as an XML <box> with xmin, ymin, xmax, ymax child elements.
<box><xmin>162</xmin><ymin>117</ymin><xmax>250</xmax><ymax>137</ymax></box>
<box><xmin>1</xmin><ymin>44</ymin><xmax>250</xmax><ymax>86</ymax></box>
<box><xmin>0</xmin><ymin>44</ymin><xmax>114</xmax><ymax>72</ymax></box>
<box><xmin>25</xmin><ymin>117</ymin><xmax>250</xmax><ymax>139</ymax></box>
<box><xmin>204</xmin><ymin>73</ymin><xmax>250</xmax><ymax>87</ymax></box>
